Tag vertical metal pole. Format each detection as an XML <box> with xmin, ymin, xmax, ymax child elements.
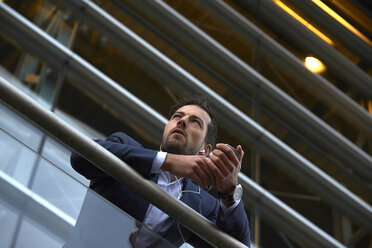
<box><xmin>251</xmin><ymin>38</ymin><xmax>262</xmax><ymax>248</ymax></box>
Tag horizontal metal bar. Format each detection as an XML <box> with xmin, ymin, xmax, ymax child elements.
<box><xmin>0</xmin><ymin>75</ymin><xmax>247</xmax><ymax>247</ymax></box>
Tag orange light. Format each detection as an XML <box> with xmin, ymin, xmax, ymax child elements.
<box><xmin>305</xmin><ymin>56</ymin><xmax>326</xmax><ymax>73</ymax></box>
<box><xmin>311</xmin><ymin>0</ymin><xmax>372</xmax><ymax>46</ymax></box>
<box><xmin>273</xmin><ymin>0</ymin><xmax>333</xmax><ymax>45</ymax></box>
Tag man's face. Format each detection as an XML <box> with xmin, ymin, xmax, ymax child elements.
<box><xmin>161</xmin><ymin>105</ymin><xmax>211</xmax><ymax>155</ymax></box>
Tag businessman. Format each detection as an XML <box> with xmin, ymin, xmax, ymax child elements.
<box><xmin>70</xmin><ymin>94</ymin><xmax>250</xmax><ymax>247</ymax></box>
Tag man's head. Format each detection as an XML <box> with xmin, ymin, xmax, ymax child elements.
<box><xmin>161</xmin><ymin>94</ymin><xmax>217</xmax><ymax>155</ymax></box>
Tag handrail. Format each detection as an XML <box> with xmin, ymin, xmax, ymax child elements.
<box><xmin>0</xmin><ymin>75</ymin><xmax>346</xmax><ymax>248</ymax></box>
<box><xmin>0</xmin><ymin>1</ymin><xmax>371</xmax><ymax>232</ymax></box>
<box><xmin>0</xmin><ymin>76</ymin><xmax>247</xmax><ymax>248</ymax></box>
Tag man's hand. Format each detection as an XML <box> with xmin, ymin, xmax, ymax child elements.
<box><xmin>207</xmin><ymin>144</ymin><xmax>244</xmax><ymax>196</ymax></box>
<box><xmin>161</xmin><ymin>154</ymin><xmax>215</xmax><ymax>188</ymax></box>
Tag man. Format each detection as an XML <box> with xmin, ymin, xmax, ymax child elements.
<box><xmin>70</xmin><ymin>94</ymin><xmax>250</xmax><ymax>247</ymax></box>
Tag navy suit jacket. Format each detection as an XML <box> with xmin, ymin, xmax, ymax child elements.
<box><xmin>71</xmin><ymin>132</ymin><xmax>250</xmax><ymax>247</ymax></box>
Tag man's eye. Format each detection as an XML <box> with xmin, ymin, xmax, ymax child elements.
<box><xmin>172</xmin><ymin>114</ymin><xmax>180</xmax><ymax>119</ymax></box>
<box><xmin>192</xmin><ymin>120</ymin><xmax>201</xmax><ymax>126</ymax></box>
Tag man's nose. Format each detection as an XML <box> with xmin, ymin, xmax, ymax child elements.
<box><xmin>177</xmin><ymin>116</ymin><xmax>187</xmax><ymax>128</ymax></box>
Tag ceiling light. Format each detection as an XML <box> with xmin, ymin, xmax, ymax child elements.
<box><xmin>304</xmin><ymin>56</ymin><xmax>326</xmax><ymax>73</ymax></box>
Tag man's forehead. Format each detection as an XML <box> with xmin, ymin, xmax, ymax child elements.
<box><xmin>175</xmin><ymin>105</ymin><xmax>211</xmax><ymax>122</ymax></box>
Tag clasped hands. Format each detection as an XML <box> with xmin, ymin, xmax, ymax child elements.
<box><xmin>162</xmin><ymin>144</ymin><xmax>244</xmax><ymax>195</ymax></box>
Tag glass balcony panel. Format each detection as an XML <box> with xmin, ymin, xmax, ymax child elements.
<box><xmin>0</xmin><ymin>101</ymin><xmax>43</xmax><ymax>152</ymax></box>
<box><xmin>14</xmin><ymin>216</ymin><xmax>64</xmax><ymax>248</ymax></box>
<box><xmin>41</xmin><ymin>135</ymin><xmax>90</xmax><ymax>186</ymax></box>
<box><xmin>0</xmin><ymin>129</ymin><xmax>38</xmax><ymax>186</ymax></box>
<box><xmin>64</xmin><ymin>189</ymin><xmax>177</xmax><ymax>248</ymax></box>
<box><xmin>31</xmin><ymin>158</ymin><xmax>86</xmax><ymax>220</ymax></box>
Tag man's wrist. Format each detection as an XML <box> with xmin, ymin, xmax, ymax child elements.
<box><xmin>221</xmin><ymin>199</ymin><xmax>235</xmax><ymax>207</ymax></box>
<box><xmin>218</xmin><ymin>184</ymin><xmax>243</xmax><ymax>203</ymax></box>
<box><xmin>161</xmin><ymin>152</ymin><xmax>177</xmax><ymax>173</ymax></box>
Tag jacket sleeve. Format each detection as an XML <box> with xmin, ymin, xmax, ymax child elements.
<box><xmin>216</xmin><ymin>201</ymin><xmax>250</xmax><ymax>247</ymax></box>
<box><xmin>70</xmin><ymin>132</ymin><xmax>158</xmax><ymax>180</ymax></box>
<box><xmin>188</xmin><ymin>196</ymin><xmax>250</xmax><ymax>247</ymax></box>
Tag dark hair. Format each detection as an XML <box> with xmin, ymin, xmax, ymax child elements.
<box><xmin>169</xmin><ymin>94</ymin><xmax>217</xmax><ymax>147</ymax></box>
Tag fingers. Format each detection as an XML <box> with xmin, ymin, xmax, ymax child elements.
<box><xmin>193</xmin><ymin>157</ymin><xmax>215</xmax><ymax>189</ymax></box>
<box><xmin>203</xmin><ymin>157</ymin><xmax>217</xmax><ymax>188</ymax></box>
<box><xmin>236</xmin><ymin>145</ymin><xmax>244</xmax><ymax>164</ymax></box>
<box><xmin>210</xmin><ymin>149</ymin><xmax>232</xmax><ymax>176</ymax></box>
<box><xmin>215</xmin><ymin>144</ymin><xmax>240</xmax><ymax>165</ymax></box>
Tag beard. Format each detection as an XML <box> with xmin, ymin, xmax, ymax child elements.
<box><xmin>161</xmin><ymin>136</ymin><xmax>198</xmax><ymax>155</ymax></box>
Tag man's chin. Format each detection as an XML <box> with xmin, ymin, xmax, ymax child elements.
<box><xmin>161</xmin><ymin>140</ymin><xmax>190</xmax><ymax>155</ymax></box>
<box><xmin>162</xmin><ymin>145</ymin><xmax>185</xmax><ymax>155</ymax></box>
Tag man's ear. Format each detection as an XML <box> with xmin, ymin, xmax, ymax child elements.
<box><xmin>199</xmin><ymin>144</ymin><xmax>212</xmax><ymax>157</ymax></box>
